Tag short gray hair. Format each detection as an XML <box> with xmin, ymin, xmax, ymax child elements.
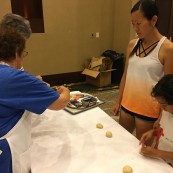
<box><xmin>0</xmin><ymin>13</ymin><xmax>32</xmax><ymax>39</ymax></box>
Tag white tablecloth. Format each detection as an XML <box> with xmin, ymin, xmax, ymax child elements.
<box><xmin>31</xmin><ymin>107</ymin><xmax>173</xmax><ymax>173</ymax></box>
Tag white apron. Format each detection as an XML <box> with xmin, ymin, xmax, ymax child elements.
<box><xmin>0</xmin><ymin>111</ymin><xmax>32</xmax><ymax>173</ymax></box>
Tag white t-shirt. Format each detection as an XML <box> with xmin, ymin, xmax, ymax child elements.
<box><xmin>158</xmin><ymin>110</ymin><xmax>173</xmax><ymax>165</ymax></box>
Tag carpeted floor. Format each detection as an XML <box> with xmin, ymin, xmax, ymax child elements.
<box><xmin>65</xmin><ymin>82</ymin><xmax>119</xmax><ymax>92</ymax></box>
<box><xmin>88</xmin><ymin>89</ymin><xmax>119</xmax><ymax>122</ymax></box>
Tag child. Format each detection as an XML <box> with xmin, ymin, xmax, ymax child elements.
<box><xmin>140</xmin><ymin>74</ymin><xmax>173</xmax><ymax>166</ymax></box>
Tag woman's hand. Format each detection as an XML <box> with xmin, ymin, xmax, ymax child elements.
<box><xmin>112</xmin><ymin>102</ymin><xmax>120</xmax><ymax>116</ymax></box>
<box><xmin>56</xmin><ymin>85</ymin><xmax>69</xmax><ymax>94</ymax></box>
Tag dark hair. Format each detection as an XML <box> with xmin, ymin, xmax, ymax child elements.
<box><xmin>131</xmin><ymin>0</ymin><xmax>158</xmax><ymax>20</ymax></box>
<box><xmin>151</xmin><ymin>74</ymin><xmax>173</xmax><ymax>105</ymax></box>
<box><xmin>0</xmin><ymin>29</ymin><xmax>25</xmax><ymax>62</ymax></box>
<box><xmin>130</xmin><ymin>0</ymin><xmax>158</xmax><ymax>57</ymax></box>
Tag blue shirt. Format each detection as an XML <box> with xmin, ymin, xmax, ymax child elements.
<box><xmin>0</xmin><ymin>65</ymin><xmax>60</xmax><ymax>137</ymax></box>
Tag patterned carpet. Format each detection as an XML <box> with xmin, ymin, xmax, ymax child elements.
<box><xmin>86</xmin><ymin>89</ymin><xmax>119</xmax><ymax>122</ymax></box>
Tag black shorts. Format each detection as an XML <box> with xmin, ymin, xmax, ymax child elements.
<box><xmin>121</xmin><ymin>106</ymin><xmax>158</xmax><ymax>122</ymax></box>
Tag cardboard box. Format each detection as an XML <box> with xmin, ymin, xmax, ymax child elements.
<box><xmin>82</xmin><ymin>68</ymin><xmax>115</xmax><ymax>87</ymax></box>
<box><xmin>88</xmin><ymin>57</ymin><xmax>102</xmax><ymax>69</ymax></box>
<box><xmin>82</xmin><ymin>57</ymin><xmax>115</xmax><ymax>87</ymax></box>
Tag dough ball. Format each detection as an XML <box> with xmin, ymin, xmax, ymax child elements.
<box><xmin>105</xmin><ymin>131</ymin><xmax>112</xmax><ymax>138</ymax></box>
<box><xmin>123</xmin><ymin>165</ymin><xmax>133</xmax><ymax>173</ymax></box>
<box><xmin>96</xmin><ymin>123</ymin><xmax>103</xmax><ymax>129</ymax></box>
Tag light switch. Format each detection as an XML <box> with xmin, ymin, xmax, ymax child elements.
<box><xmin>96</xmin><ymin>32</ymin><xmax>99</xmax><ymax>38</ymax></box>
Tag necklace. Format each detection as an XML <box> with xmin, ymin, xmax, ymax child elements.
<box><xmin>136</xmin><ymin>39</ymin><xmax>159</xmax><ymax>57</ymax></box>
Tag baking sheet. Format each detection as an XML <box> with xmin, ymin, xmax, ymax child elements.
<box><xmin>64</xmin><ymin>91</ymin><xmax>104</xmax><ymax>115</ymax></box>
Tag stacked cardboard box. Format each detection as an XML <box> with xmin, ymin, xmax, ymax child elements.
<box><xmin>82</xmin><ymin>57</ymin><xmax>115</xmax><ymax>87</ymax></box>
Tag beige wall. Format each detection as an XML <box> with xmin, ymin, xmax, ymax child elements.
<box><xmin>113</xmin><ymin>0</ymin><xmax>131</xmax><ymax>53</ymax></box>
<box><xmin>113</xmin><ymin>0</ymin><xmax>138</xmax><ymax>53</ymax></box>
<box><xmin>0</xmin><ymin>0</ymin><xmax>136</xmax><ymax>76</ymax></box>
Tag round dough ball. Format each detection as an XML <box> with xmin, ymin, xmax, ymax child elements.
<box><xmin>96</xmin><ymin>123</ymin><xmax>103</xmax><ymax>129</ymax></box>
<box><xmin>105</xmin><ymin>131</ymin><xmax>112</xmax><ymax>138</ymax></box>
<box><xmin>123</xmin><ymin>165</ymin><xmax>133</xmax><ymax>173</ymax></box>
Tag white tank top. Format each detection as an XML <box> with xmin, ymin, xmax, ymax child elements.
<box><xmin>121</xmin><ymin>36</ymin><xmax>166</xmax><ymax>118</ymax></box>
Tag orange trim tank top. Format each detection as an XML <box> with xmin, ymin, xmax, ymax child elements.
<box><xmin>121</xmin><ymin>36</ymin><xmax>166</xmax><ymax>118</ymax></box>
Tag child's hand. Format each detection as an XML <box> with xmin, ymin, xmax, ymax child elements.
<box><xmin>140</xmin><ymin>144</ymin><xmax>159</xmax><ymax>159</ymax></box>
<box><xmin>139</xmin><ymin>129</ymin><xmax>154</xmax><ymax>145</ymax></box>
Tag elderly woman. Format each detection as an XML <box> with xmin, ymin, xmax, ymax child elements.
<box><xmin>0</xmin><ymin>13</ymin><xmax>32</xmax><ymax>39</ymax></box>
<box><xmin>0</xmin><ymin>30</ymin><xmax>70</xmax><ymax>173</ymax></box>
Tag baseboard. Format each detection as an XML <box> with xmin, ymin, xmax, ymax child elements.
<box><xmin>42</xmin><ymin>71</ymin><xmax>86</xmax><ymax>86</ymax></box>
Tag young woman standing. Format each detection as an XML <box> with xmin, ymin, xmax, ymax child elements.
<box><xmin>113</xmin><ymin>0</ymin><xmax>173</xmax><ymax>140</ymax></box>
